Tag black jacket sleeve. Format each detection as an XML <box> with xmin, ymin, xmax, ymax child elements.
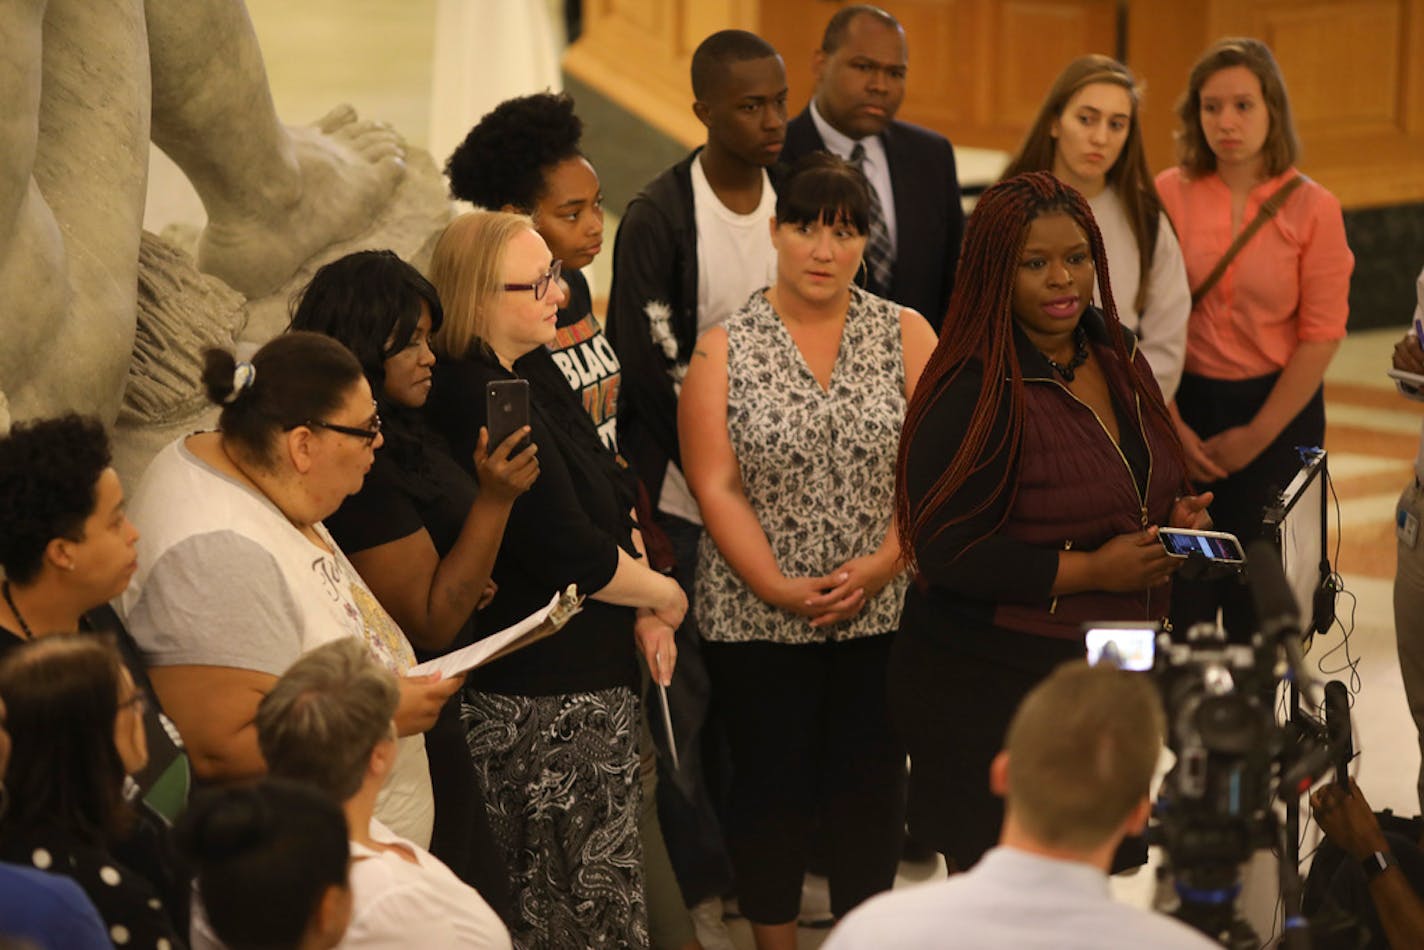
<box><xmin>906</xmin><ymin>370</ymin><xmax>1059</xmax><ymax>602</ymax></box>
<box><xmin>606</xmin><ymin>193</ymin><xmax>684</xmax><ymax>473</ymax></box>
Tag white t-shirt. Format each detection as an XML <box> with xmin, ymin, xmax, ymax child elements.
<box><xmin>660</xmin><ymin>155</ymin><xmax>778</xmax><ymax>523</ymax></box>
<box><xmin>342</xmin><ymin>819</ymin><xmax>511</xmax><ymax>949</ymax></box>
<box><xmin>119</xmin><ymin>437</ymin><xmax>433</xmax><ymax>846</ymax></box>
<box><xmin>1088</xmin><ymin>186</ymin><xmax>1190</xmax><ymax>401</ymax></box>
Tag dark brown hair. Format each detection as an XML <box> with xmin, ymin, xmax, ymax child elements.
<box><xmin>1001</xmin><ymin>55</ymin><xmax>1164</xmax><ymax>315</ymax></box>
<box><xmin>894</xmin><ymin>172</ymin><xmax>1178</xmax><ymax>570</ymax></box>
<box><xmin>775</xmin><ymin>151</ymin><xmax>871</xmax><ymax>235</ymax></box>
<box><xmin>1174</xmin><ymin>37</ymin><xmax>1300</xmax><ymax>178</ymax></box>
<box><xmin>178</xmin><ymin>779</ymin><xmax>350</xmax><ymax>950</ymax></box>
<box><xmin>0</xmin><ymin>635</ymin><xmax>130</xmax><ymax>845</ymax></box>
<box><xmin>288</xmin><ymin>249</ymin><xmax>443</xmax><ymax>398</ymax></box>
<box><xmin>202</xmin><ymin>331</ymin><xmax>366</xmax><ymax>469</ymax></box>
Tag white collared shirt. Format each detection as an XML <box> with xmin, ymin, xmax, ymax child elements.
<box><xmin>808</xmin><ymin>100</ymin><xmax>898</xmax><ymax>257</ymax></box>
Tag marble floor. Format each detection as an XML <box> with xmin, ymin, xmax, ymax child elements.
<box><xmin>144</xmin><ymin>7</ymin><xmax>1420</xmax><ymax>946</ymax></box>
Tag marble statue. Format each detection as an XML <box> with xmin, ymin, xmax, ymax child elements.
<box><xmin>0</xmin><ymin>0</ymin><xmax>448</xmax><ymax>472</ymax></box>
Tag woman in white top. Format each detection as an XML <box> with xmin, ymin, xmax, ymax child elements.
<box><xmin>254</xmin><ymin>638</ymin><xmax>510</xmax><ymax>950</ymax></box>
<box><xmin>120</xmin><ymin>332</ymin><xmax>459</xmax><ymax>845</ymax></box>
<box><xmin>1002</xmin><ymin>54</ymin><xmax>1190</xmax><ymax>400</ymax></box>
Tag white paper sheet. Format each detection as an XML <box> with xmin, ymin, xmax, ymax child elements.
<box><xmin>408</xmin><ymin>590</ymin><xmax>565</xmax><ymax>678</ymax></box>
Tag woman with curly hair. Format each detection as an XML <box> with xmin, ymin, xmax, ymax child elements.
<box><xmin>891</xmin><ymin>172</ymin><xmax>1208</xmax><ymax>872</ymax></box>
<box><xmin>1001</xmin><ymin>54</ymin><xmax>1190</xmax><ymax>400</ymax></box>
<box><xmin>445</xmin><ymin>92</ymin><xmax>620</xmax><ymax>454</ymax></box>
<box><xmin>0</xmin><ymin>415</ymin><xmax>191</xmax><ymax>930</ymax></box>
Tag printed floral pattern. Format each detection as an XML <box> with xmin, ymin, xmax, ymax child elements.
<box><xmin>696</xmin><ymin>287</ymin><xmax>910</xmax><ymax>644</ymax></box>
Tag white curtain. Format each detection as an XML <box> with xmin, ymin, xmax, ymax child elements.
<box><xmin>427</xmin><ymin>0</ymin><xmax>565</xmax><ymax>174</ymax></box>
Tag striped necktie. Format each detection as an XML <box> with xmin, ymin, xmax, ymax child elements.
<box><xmin>849</xmin><ymin>142</ymin><xmax>894</xmax><ymax>292</ymax></box>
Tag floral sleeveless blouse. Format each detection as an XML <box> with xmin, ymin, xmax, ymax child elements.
<box><xmin>695</xmin><ymin>286</ymin><xmax>910</xmax><ymax>644</ymax></box>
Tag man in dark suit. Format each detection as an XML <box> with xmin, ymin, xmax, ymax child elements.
<box><xmin>781</xmin><ymin>4</ymin><xmax>964</xmax><ymax>331</ymax></box>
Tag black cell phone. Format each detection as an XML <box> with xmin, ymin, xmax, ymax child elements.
<box><xmin>485</xmin><ymin>379</ymin><xmax>530</xmax><ymax>454</ymax></box>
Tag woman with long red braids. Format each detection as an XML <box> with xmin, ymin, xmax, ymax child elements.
<box><xmin>890</xmin><ymin>171</ymin><xmax>1209</xmax><ymax>871</ymax></box>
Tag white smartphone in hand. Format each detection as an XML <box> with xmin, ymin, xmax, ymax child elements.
<box><xmin>1158</xmin><ymin>527</ymin><xmax>1245</xmax><ymax>564</ymax></box>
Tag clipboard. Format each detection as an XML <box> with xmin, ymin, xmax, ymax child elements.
<box><xmin>408</xmin><ymin>586</ymin><xmax>583</xmax><ymax>678</ymax></box>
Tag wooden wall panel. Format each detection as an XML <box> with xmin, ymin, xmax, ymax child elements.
<box><xmin>762</xmin><ymin>0</ymin><xmax>1115</xmax><ymax>151</ymax></box>
<box><xmin>1255</xmin><ymin>2</ymin><xmax>1402</xmax><ymax>130</ymax></box>
<box><xmin>1124</xmin><ymin>0</ymin><xmax>1424</xmax><ymax>207</ymax></box>
<box><xmin>568</xmin><ymin>0</ymin><xmax>1424</xmax><ymax>207</ymax></box>
<box><xmin>980</xmin><ymin>0</ymin><xmax>1117</xmax><ymax>147</ymax></box>
<box><xmin>893</xmin><ymin>2</ymin><xmax>972</xmax><ymax>128</ymax></box>
<box><xmin>565</xmin><ymin>0</ymin><xmax>756</xmax><ymax>146</ymax></box>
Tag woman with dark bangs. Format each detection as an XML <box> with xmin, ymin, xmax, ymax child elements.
<box><xmin>679</xmin><ymin>152</ymin><xmax>937</xmax><ymax>947</ymax></box>
<box><xmin>891</xmin><ymin>172</ymin><xmax>1208</xmax><ymax>874</ymax></box>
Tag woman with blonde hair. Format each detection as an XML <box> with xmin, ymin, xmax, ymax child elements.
<box><xmin>1002</xmin><ymin>54</ymin><xmax>1190</xmax><ymax>399</ymax></box>
<box><xmin>425</xmin><ymin>210</ymin><xmax>687</xmax><ymax>948</ymax></box>
<box><xmin>1156</xmin><ymin>38</ymin><xmax>1353</xmax><ymax>634</ymax></box>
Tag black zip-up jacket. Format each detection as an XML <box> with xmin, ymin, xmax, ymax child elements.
<box><xmin>606</xmin><ymin>149</ymin><xmax>785</xmax><ymax>503</ymax></box>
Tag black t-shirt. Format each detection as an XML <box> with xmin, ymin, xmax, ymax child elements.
<box><xmin>324</xmin><ymin>418</ymin><xmax>481</xmax><ymax>658</ymax></box>
<box><xmin>427</xmin><ymin>351</ymin><xmax>638</xmax><ymax>697</ymax></box>
<box><xmin>527</xmin><ymin>269</ymin><xmax>623</xmax><ymax>455</ymax></box>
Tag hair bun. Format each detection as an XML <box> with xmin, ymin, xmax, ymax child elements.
<box><xmin>181</xmin><ymin>787</ymin><xmax>270</xmax><ymax>861</ymax></box>
<box><xmin>224</xmin><ymin>362</ymin><xmax>256</xmax><ymax>405</ymax></box>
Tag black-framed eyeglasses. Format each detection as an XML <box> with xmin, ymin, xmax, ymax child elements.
<box><xmin>286</xmin><ymin>412</ymin><xmax>383</xmax><ymax>445</ymax></box>
<box><xmin>503</xmin><ymin>260</ymin><xmax>563</xmax><ymax>300</ymax></box>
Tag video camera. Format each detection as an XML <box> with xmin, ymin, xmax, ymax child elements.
<box><xmin>1089</xmin><ymin>543</ymin><xmax>1350</xmax><ymax>948</ymax></box>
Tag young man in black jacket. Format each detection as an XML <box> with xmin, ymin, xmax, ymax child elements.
<box><xmin>606</xmin><ymin>27</ymin><xmax>788</xmax><ymax>933</ymax></box>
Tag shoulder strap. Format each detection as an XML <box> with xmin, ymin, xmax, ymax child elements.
<box><xmin>1190</xmin><ymin>174</ymin><xmax>1306</xmax><ymax>306</ymax></box>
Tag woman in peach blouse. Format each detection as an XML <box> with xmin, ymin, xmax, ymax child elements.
<box><xmin>1156</xmin><ymin>37</ymin><xmax>1353</xmax><ymax>634</ymax></box>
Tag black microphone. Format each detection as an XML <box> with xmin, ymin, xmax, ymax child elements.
<box><xmin>1324</xmin><ymin>680</ymin><xmax>1352</xmax><ymax>787</ymax></box>
<box><xmin>1247</xmin><ymin>539</ymin><xmax>1299</xmax><ymax>642</ymax></box>
<box><xmin>1247</xmin><ymin>540</ymin><xmax>1318</xmax><ymax>697</ymax></box>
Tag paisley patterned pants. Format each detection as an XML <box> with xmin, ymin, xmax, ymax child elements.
<box><xmin>463</xmin><ymin>686</ymin><xmax>647</xmax><ymax>949</ymax></box>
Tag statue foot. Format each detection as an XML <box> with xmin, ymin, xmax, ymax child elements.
<box><xmin>196</xmin><ymin>105</ymin><xmax>407</xmax><ymax>298</ymax></box>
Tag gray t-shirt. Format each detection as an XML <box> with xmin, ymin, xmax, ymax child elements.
<box><xmin>119</xmin><ymin>437</ymin><xmax>433</xmax><ymax>845</ymax></box>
